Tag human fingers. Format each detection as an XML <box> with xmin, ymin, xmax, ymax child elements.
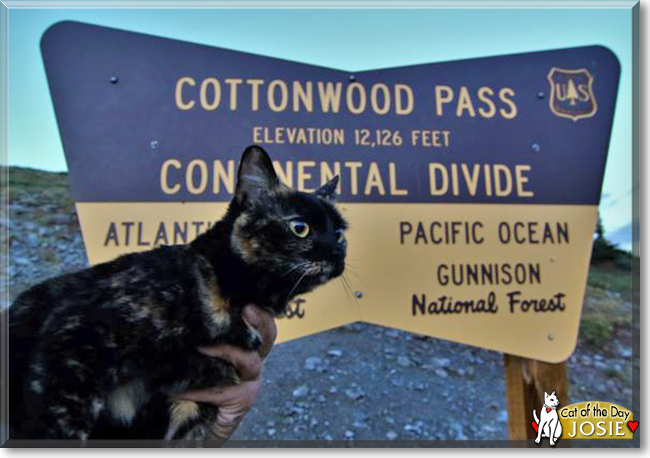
<box><xmin>242</xmin><ymin>304</ymin><xmax>277</xmax><ymax>359</ymax></box>
<box><xmin>197</xmin><ymin>344</ymin><xmax>262</xmax><ymax>382</ymax></box>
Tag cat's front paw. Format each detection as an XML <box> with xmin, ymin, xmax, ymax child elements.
<box><xmin>534</xmin><ymin>437</ymin><xmax>541</xmax><ymax>444</ymax></box>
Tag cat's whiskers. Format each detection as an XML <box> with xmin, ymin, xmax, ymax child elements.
<box><xmin>281</xmin><ymin>260</ymin><xmax>327</xmax><ymax>278</ymax></box>
<box><xmin>342</xmin><ymin>274</ymin><xmax>356</xmax><ymax>301</ymax></box>
<box><xmin>343</xmin><ymin>262</ymin><xmax>364</xmax><ymax>283</ymax></box>
<box><xmin>280</xmin><ymin>261</ymin><xmax>311</xmax><ymax>277</ymax></box>
<box><xmin>339</xmin><ymin>273</ymin><xmax>361</xmax><ymax>310</ymax></box>
<box><xmin>343</xmin><ymin>273</ymin><xmax>363</xmax><ymax>320</ymax></box>
<box><xmin>306</xmin><ymin>261</ymin><xmax>327</xmax><ymax>275</ymax></box>
<box><xmin>339</xmin><ymin>276</ymin><xmax>353</xmax><ymax>302</ymax></box>
<box><xmin>286</xmin><ymin>271</ymin><xmax>309</xmax><ymax>300</ymax></box>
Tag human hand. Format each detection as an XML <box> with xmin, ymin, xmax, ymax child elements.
<box><xmin>176</xmin><ymin>304</ymin><xmax>277</xmax><ymax>441</ymax></box>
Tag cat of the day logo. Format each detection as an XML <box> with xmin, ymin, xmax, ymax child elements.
<box><xmin>532</xmin><ymin>391</ymin><xmax>563</xmax><ymax>446</ymax></box>
<box><xmin>548</xmin><ymin>68</ymin><xmax>598</xmax><ymax>121</ymax></box>
<box><xmin>532</xmin><ymin>399</ymin><xmax>637</xmax><ymax>442</ymax></box>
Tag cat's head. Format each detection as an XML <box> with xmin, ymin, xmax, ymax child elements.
<box><xmin>544</xmin><ymin>391</ymin><xmax>560</xmax><ymax>408</ymax></box>
<box><xmin>228</xmin><ymin>145</ymin><xmax>347</xmax><ymax>306</ymax></box>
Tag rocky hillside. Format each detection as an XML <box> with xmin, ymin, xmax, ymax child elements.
<box><xmin>2</xmin><ymin>166</ymin><xmax>637</xmax><ymax>442</ymax></box>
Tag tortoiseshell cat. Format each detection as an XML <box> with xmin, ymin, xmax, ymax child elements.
<box><xmin>8</xmin><ymin>146</ymin><xmax>347</xmax><ymax>440</ymax></box>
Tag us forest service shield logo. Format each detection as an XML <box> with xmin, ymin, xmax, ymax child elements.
<box><xmin>547</xmin><ymin>67</ymin><xmax>598</xmax><ymax>121</ymax></box>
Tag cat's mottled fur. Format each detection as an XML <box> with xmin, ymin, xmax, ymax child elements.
<box><xmin>8</xmin><ymin>146</ymin><xmax>347</xmax><ymax>440</ymax></box>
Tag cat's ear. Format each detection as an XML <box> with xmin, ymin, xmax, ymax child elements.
<box><xmin>544</xmin><ymin>392</ymin><xmax>549</xmax><ymax>397</ymax></box>
<box><xmin>315</xmin><ymin>175</ymin><xmax>339</xmax><ymax>200</ymax></box>
<box><xmin>235</xmin><ymin>145</ymin><xmax>279</xmax><ymax>205</ymax></box>
<box><xmin>552</xmin><ymin>391</ymin><xmax>556</xmax><ymax>395</ymax></box>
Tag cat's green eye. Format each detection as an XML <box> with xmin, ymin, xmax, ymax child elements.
<box><xmin>335</xmin><ymin>229</ymin><xmax>345</xmax><ymax>243</ymax></box>
<box><xmin>289</xmin><ymin>220</ymin><xmax>310</xmax><ymax>238</ymax></box>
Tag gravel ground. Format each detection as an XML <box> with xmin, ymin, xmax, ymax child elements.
<box><xmin>2</xmin><ymin>175</ymin><xmax>637</xmax><ymax>443</ymax></box>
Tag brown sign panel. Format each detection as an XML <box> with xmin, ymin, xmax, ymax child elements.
<box><xmin>42</xmin><ymin>21</ymin><xmax>620</xmax><ymax>362</ymax></box>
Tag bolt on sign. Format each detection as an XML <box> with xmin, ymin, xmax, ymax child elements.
<box><xmin>41</xmin><ymin>21</ymin><xmax>620</xmax><ymax>362</ymax></box>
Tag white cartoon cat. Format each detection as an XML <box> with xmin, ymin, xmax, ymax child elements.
<box><xmin>533</xmin><ymin>391</ymin><xmax>563</xmax><ymax>446</ymax></box>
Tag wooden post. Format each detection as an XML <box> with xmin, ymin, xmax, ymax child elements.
<box><xmin>504</xmin><ymin>354</ymin><xmax>569</xmax><ymax>442</ymax></box>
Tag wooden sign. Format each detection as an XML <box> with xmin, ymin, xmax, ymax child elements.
<box><xmin>42</xmin><ymin>21</ymin><xmax>620</xmax><ymax>362</ymax></box>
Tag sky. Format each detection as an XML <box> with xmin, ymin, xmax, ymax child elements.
<box><xmin>7</xmin><ymin>7</ymin><xmax>634</xmax><ymax>250</ymax></box>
